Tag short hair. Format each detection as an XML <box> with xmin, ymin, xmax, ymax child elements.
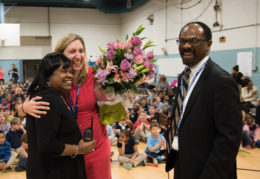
<box><xmin>179</xmin><ymin>21</ymin><xmax>212</xmax><ymax>41</ymax></box>
<box><xmin>159</xmin><ymin>74</ymin><xmax>166</xmax><ymax>82</ymax></box>
<box><xmin>232</xmin><ymin>65</ymin><xmax>239</xmax><ymax>71</ymax></box>
<box><xmin>21</xmin><ymin>134</ymin><xmax>28</xmax><ymax>143</ymax></box>
<box><xmin>150</xmin><ymin>122</ymin><xmax>160</xmax><ymax>130</ymax></box>
<box><xmin>133</xmin><ymin>104</ymin><xmax>140</xmax><ymax>112</ymax></box>
<box><xmin>10</xmin><ymin>117</ymin><xmax>20</xmax><ymax>125</ymax></box>
<box><xmin>149</xmin><ymin>105</ymin><xmax>156</xmax><ymax>109</ymax></box>
<box><xmin>27</xmin><ymin>52</ymin><xmax>71</xmax><ymax>96</ymax></box>
<box><xmin>0</xmin><ymin>130</ymin><xmax>4</xmax><ymax>134</ymax></box>
<box><xmin>139</xmin><ymin>110</ymin><xmax>146</xmax><ymax>116</ymax></box>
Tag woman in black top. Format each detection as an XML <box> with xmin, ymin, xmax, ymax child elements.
<box><xmin>26</xmin><ymin>53</ymin><xmax>95</xmax><ymax>179</ymax></box>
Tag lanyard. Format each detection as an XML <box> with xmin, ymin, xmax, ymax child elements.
<box><xmin>68</xmin><ymin>88</ymin><xmax>79</xmax><ymax>119</ymax></box>
<box><xmin>177</xmin><ymin>59</ymin><xmax>208</xmax><ymax>130</ymax></box>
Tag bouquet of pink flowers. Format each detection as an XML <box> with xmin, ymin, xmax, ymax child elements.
<box><xmin>93</xmin><ymin>25</ymin><xmax>157</xmax><ymax>124</ymax></box>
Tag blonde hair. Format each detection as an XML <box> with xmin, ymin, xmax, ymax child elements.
<box><xmin>54</xmin><ymin>33</ymin><xmax>88</xmax><ymax>87</ymax></box>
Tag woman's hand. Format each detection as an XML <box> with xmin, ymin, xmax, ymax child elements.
<box><xmin>77</xmin><ymin>139</ymin><xmax>96</xmax><ymax>155</ymax></box>
<box><xmin>23</xmin><ymin>96</ymin><xmax>50</xmax><ymax>118</ymax></box>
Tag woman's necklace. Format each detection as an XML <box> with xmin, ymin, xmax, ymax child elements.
<box><xmin>61</xmin><ymin>96</ymin><xmax>71</xmax><ymax>111</ymax></box>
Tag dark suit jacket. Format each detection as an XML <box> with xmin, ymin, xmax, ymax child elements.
<box><xmin>165</xmin><ymin>59</ymin><xmax>242</xmax><ymax>179</ymax></box>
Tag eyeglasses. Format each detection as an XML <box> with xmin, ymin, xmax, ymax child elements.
<box><xmin>176</xmin><ymin>38</ymin><xmax>207</xmax><ymax>46</ymax></box>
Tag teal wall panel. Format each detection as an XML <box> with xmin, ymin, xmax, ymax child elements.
<box><xmin>157</xmin><ymin>47</ymin><xmax>260</xmax><ymax>93</ymax></box>
<box><xmin>0</xmin><ymin>60</ymin><xmax>23</xmax><ymax>83</ymax></box>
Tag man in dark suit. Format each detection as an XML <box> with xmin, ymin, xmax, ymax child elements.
<box><xmin>165</xmin><ymin>22</ymin><xmax>242</xmax><ymax>179</ymax></box>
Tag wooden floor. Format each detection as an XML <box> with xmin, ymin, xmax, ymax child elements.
<box><xmin>1</xmin><ymin>133</ymin><xmax>260</xmax><ymax>179</ymax></box>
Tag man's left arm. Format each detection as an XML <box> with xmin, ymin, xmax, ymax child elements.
<box><xmin>199</xmin><ymin>76</ymin><xmax>242</xmax><ymax>179</ymax></box>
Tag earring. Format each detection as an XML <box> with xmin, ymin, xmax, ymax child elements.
<box><xmin>46</xmin><ymin>81</ymin><xmax>51</xmax><ymax>87</ymax></box>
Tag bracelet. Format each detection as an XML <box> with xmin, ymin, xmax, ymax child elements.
<box><xmin>71</xmin><ymin>145</ymin><xmax>78</xmax><ymax>159</ymax></box>
<box><xmin>21</xmin><ymin>103</ymin><xmax>26</xmax><ymax>114</ymax></box>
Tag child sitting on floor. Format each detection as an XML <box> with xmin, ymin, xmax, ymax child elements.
<box><xmin>145</xmin><ymin>122</ymin><xmax>167</xmax><ymax>165</ymax></box>
<box><xmin>6</xmin><ymin>117</ymin><xmax>26</xmax><ymax>167</ymax></box>
<box><xmin>117</xmin><ymin>130</ymin><xmax>147</xmax><ymax>170</ymax></box>
<box><xmin>15</xmin><ymin>134</ymin><xmax>28</xmax><ymax>172</ymax></box>
<box><xmin>133</xmin><ymin>111</ymin><xmax>150</xmax><ymax>142</ymax></box>
<box><xmin>0</xmin><ymin>130</ymin><xmax>11</xmax><ymax>170</ymax></box>
<box><xmin>0</xmin><ymin>112</ymin><xmax>10</xmax><ymax>135</ymax></box>
<box><xmin>242</xmin><ymin>113</ymin><xmax>260</xmax><ymax>149</ymax></box>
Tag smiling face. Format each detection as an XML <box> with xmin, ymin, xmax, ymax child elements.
<box><xmin>48</xmin><ymin>65</ymin><xmax>73</xmax><ymax>95</ymax></box>
<box><xmin>179</xmin><ymin>24</ymin><xmax>212</xmax><ymax>68</ymax></box>
<box><xmin>63</xmin><ymin>39</ymin><xmax>86</xmax><ymax>72</ymax></box>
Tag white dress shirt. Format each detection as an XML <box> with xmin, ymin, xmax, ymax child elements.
<box><xmin>172</xmin><ymin>56</ymin><xmax>209</xmax><ymax>151</ymax></box>
<box><xmin>180</xmin><ymin>56</ymin><xmax>209</xmax><ymax>121</ymax></box>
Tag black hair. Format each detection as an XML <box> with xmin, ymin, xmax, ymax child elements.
<box><xmin>179</xmin><ymin>21</ymin><xmax>212</xmax><ymax>41</ymax></box>
<box><xmin>232</xmin><ymin>65</ymin><xmax>239</xmax><ymax>71</ymax></box>
<box><xmin>120</xmin><ymin>129</ymin><xmax>131</xmax><ymax>138</ymax></box>
<box><xmin>27</xmin><ymin>52</ymin><xmax>71</xmax><ymax>96</ymax></box>
<box><xmin>0</xmin><ymin>130</ymin><xmax>4</xmax><ymax>134</ymax></box>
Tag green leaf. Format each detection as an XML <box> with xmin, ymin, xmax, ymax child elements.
<box><xmin>125</xmin><ymin>34</ymin><xmax>129</xmax><ymax>41</ymax></box>
<box><xmin>151</xmin><ymin>58</ymin><xmax>158</xmax><ymax>63</ymax></box>
<box><xmin>135</xmin><ymin>65</ymin><xmax>144</xmax><ymax>71</ymax></box>
<box><xmin>141</xmin><ymin>68</ymin><xmax>149</xmax><ymax>73</ymax></box>
<box><xmin>142</xmin><ymin>40</ymin><xmax>155</xmax><ymax>50</ymax></box>
<box><xmin>98</xmin><ymin>45</ymin><xmax>106</xmax><ymax>53</ymax></box>
<box><xmin>135</xmin><ymin>25</ymin><xmax>145</xmax><ymax>35</ymax></box>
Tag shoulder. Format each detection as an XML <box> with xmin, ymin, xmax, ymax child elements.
<box><xmin>160</xmin><ymin>134</ymin><xmax>166</xmax><ymax>140</ymax></box>
<box><xmin>129</xmin><ymin>136</ymin><xmax>137</xmax><ymax>144</ymax></box>
<box><xmin>207</xmin><ymin>59</ymin><xmax>237</xmax><ymax>88</ymax></box>
<box><xmin>31</xmin><ymin>88</ymin><xmax>61</xmax><ymax>104</ymax></box>
<box><xmin>4</xmin><ymin>140</ymin><xmax>11</xmax><ymax>147</ymax></box>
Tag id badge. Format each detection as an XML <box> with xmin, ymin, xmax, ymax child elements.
<box><xmin>172</xmin><ymin>136</ymin><xmax>179</xmax><ymax>151</ymax></box>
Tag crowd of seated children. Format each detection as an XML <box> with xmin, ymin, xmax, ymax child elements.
<box><xmin>117</xmin><ymin>129</ymin><xmax>147</xmax><ymax>170</ymax></box>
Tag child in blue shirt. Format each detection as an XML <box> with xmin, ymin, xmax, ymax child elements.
<box><xmin>117</xmin><ymin>130</ymin><xmax>147</xmax><ymax>170</ymax></box>
<box><xmin>0</xmin><ymin>130</ymin><xmax>11</xmax><ymax>170</ymax></box>
<box><xmin>145</xmin><ymin>122</ymin><xmax>167</xmax><ymax>165</ymax></box>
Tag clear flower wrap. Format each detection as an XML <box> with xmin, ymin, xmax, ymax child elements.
<box><xmin>93</xmin><ymin>25</ymin><xmax>157</xmax><ymax>124</ymax></box>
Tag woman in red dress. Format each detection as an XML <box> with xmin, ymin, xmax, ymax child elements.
<box><xmin>21</xmin><ymin>33</ymin><xmax>112</xmax><ymax>179</ymax></box>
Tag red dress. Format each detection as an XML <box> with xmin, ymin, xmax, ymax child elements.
<box><xmin>65</xmin><ymin>66</ymin><xmax>111</xmax><ymax>179</ymax></box>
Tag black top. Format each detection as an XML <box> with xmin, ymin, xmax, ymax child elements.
<box><xmin>6</xmin><ymin>129</ymin><xmax>23</xmax><ymax>149</ymax></box>
<box><xmin>117</xmin><ymin>136</ymin><xmax>137</xmax><ymax>154</ymax></box>
<box><xmin>26</xmin><ymin>88</ymin><xmax>86</xmax><ymax>179</ymax></box>
<box><xmin>232</xmin><ymin>72</ymin><xmax>244</xmax><ymax>86</ymax></box>
<box><xmin>12</xmin><ymin>67</ymin><xmax>18</xmax><ymax>78</ymax></box>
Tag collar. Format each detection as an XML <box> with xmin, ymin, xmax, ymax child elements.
<box><xmin>188</xmin><ymin>56</ymin><xmax>209</xmax><ymax>77</ymax></box>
